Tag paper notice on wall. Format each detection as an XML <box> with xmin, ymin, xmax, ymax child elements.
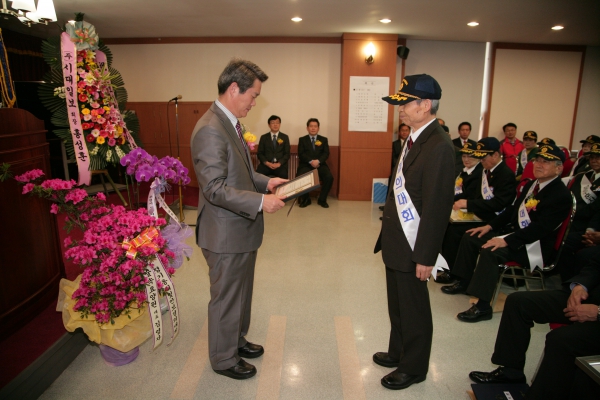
<box><xmin>348</xmin><ymin>76</ymin><xmax>389</xmax><ymax>132</ymax></box>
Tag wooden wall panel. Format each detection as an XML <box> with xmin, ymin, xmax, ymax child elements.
<box><xmin>338</xmin><ymin>33</ymin><xmax>398</xmax><ymax>200</ymax></box>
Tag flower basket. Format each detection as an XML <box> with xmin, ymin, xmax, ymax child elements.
<box><xmin>57</xmin><ymin>275</ymin><xmax>152</xmax><ymax>352</ymax></box>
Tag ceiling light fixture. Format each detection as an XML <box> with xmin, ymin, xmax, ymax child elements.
<box><xmin>467</xmin><ymin>22</ymin><xmax>479</xmax><ymax>27</ymax></box>
<box><xmin>379</xmin><ymin>19</ymin><xmax>391</xmax><ymax>24</ymax></box>
<box><xmin>0</xmin><ymin>0</ymin><xmax>57</xmax><ymax>26</ymax></box>
<box><xmin>552</xmin><ymin>25</ymin><xmax>564</xmax><ymax>31</ymax></box>
<box><xmin>291</xmin><ymin>17</ymin><xmax>302</xmax><ymax>22</ymax></box>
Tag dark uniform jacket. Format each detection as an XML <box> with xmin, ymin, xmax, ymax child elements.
<box><xmin>466</xmin><ymin>160</ymin><xmax>517</xmax><ymax>221</ymax></box>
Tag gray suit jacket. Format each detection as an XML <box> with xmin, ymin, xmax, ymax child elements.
<box><xmin>375</xmin><ymin>120</ymin><xmax>456</xmax><ymax>271</ymax></box>
<box><xmin>191</xmin><ymin>103</ymin><xmax>270</xmax><ymax>254</ymax></box>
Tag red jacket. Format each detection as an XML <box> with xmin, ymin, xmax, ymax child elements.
<box><xmin>499</xmin><ymin>138</ymin><xmax>525</xmax><ymax>173</ymax></box>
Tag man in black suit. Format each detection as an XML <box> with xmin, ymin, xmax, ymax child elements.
<box><xmin>373</xmin><ymin>74</ymin><xmax>455</xmax><ymax>390</ymax></box>
<box><xmin>469</xmin><ymin>254</ymin><xmax>600</xmax><ymax>399</ymax></box>
<box><xmin>296</xmin><ymin>118</ymin><xmax>334</xmax><ymax>208</ymax></box>
<box><xmin>557</xmin><ymin>142</ymin><xmax>600</xmax><ymax>280</ymax></box>
<box><xmin>437</xmin><ymin>137</ymin><xmax>517</xmax><ymax>284</ymax></box>
<box><xmin>442</xmin><ymin>144</ymin><xmax>572</xmax><ymax>322</ymax></box>
<box><xmin>452</xmin><ymin>121</ymin><xmax>477</xmax><ymax>149</ymax></box>
<box><xmin>256</xmin><ymin>115</ymin><xmax>291</xmax><ymax>179</ymax></box>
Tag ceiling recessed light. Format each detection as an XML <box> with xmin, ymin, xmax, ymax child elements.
<box><xmin>552</xmin><ymin>25</ymin><xmax>564</xmax><ymax>30</ymax></box>
<box><xmin>291</xmin><ymin>17</ymin><xmax>302</xmax><ymax>22</ymax></box>
<box><xmin>467</xmin><ymin>22</ymin><xmax>479</xmax><ymax>27</ymax></box>
<box><xmin>379</xmin><ymin>19</ymin><xmax>391</xmax><ymax>24</ymax></box>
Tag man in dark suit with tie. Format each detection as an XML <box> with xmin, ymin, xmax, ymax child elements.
<box><xmin>373</xmin><ymin>74</ymin><xmax>455</xmax><ymax>390</ymax></box>
<box><xmin>441</xmin><ymin>144</ymin><xmax>572</xmax><ymax>323</ymax></box>
<box><xmin>296</xmin><ymin>118</ymin><xmax>334</xmax><ymax>208</ymax></box>
<box><xmin>452</xmin><ymin>121</ymin><xmax>477</xmax><ymax>149</ymax></box>
<box><xmin>256</xmin><ymin>115</ymin><xmax>291</xmax><ymax>179</ymax></box>
<box><xmin>469</xmin><ymin>254</ymin><xmax>600</xmax><ymax>399</ymax></box>
<box><xmin>191</xmin><ymin>59</ymin><xmax>287</xmax><ymax>380</ymax></box>
<box><xmin>437</xmin><ymin>137</ymin><xmax>517</xmax><ymax>284</ymax></box>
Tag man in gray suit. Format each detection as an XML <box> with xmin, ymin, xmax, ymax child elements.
<box><xmin>374</xmin><ymin>74</ymin><xmax>455</xmax><ymax>390</ymax></box>
<box><xmin>191</xmin><ymin>59</ymin><xmax>287</xmax><ymax>380</ymax></box>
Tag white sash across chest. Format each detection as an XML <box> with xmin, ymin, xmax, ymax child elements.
<box><xmin>519</xmin><ymin>149</ymin><xmax>528</xmax><ymax>172</ymax></box>
<box><xmin>481</xmin><ymin>172</ymin><xmax>494</xmax><ymax>200</ymax></box>
<box><xmin>580</xmin><ymin>174</ymin><xmax>598</xmax><ymax>204</ymax></box>
<box><xmin>514</xmin><ymin>181</ymin><xmax>543</xmax><ymax>272</ymax></box>
<box><xmin>393</xmin><ymin>141</ymin><xmax>448</xmax><ymax>280</ymax></box>
<box><xmin>455</xmin><ymin>174</ymin><xmax>463</xmax><ymax>195</ymax></box>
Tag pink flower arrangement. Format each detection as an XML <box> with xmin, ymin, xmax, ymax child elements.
<box><xmin>120</xmin><ymin>148</ymin><xmax>191</xmax><ymax>185</ymax></box>
<box><xmin>13</xmin><ymin>169</ymin><xmax>178</xmax><ymax>325</ymax></box>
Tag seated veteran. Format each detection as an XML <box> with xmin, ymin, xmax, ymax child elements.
<box><xmin>437</xmin><ymin>138</ymin><xmax>517</xmax><ymax>284</ymax></box>
<box><xmin>468</xmin><ymin>253</ymin><xmax>600</xmax><ymax>400</ymax></box>
<box><xmin>556</xmin><ymin>144</ymin><xmax>600</xmax><ymax>280</ymax></box>
<box><xmin>296</xmin><ymin>118</ymin><xmax>334</xmax><ymax>208</ymax></box>
<box><xmin>441</xmin><ymin>143</ymin><xmax>572</xmax><ymax>323</ymax></box>
<box><xmin>515</xmin><ymin>130</ymin><xmax>538</xmax><ymax>180</ymax></box>
<box><xmin>568</xmin><ymin>135</ymin><xmax>600</xmax><ymax>178</ymax></box>
<box><xmin>519</xmin><ymin>137</ymin><xmax>558</xmax><ymax>182</ymax></box>
<box><xmin>256</xmin><ymin>115</ymin><xmax>291</xmax><ymax>179</ymax></box>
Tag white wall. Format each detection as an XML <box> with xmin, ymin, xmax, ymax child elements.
<box><xmin>110</xmin><ymin>43</ymin><xmax>341</xmax><ymax>145</ymax></box>
<box><xmin>489</xmin><ymin>49</ymin><xmax>582</xmax><ymax>148</ymax></box>
<box><xmin>401</xmin><ymin>40</ymin><xmax>486</xmax><ymax>139</ymax></box>
<box><xmin>573</xmin><ymin>46</ymin><xmax>600</xmax><ymax>148</ymax></box>
<box><xmin>109</xmin><ymin>40</ymin><xmax>598</xmax><ymax>149</ymax></box>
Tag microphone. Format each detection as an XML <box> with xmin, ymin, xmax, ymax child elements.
<box><xmin>168</xmin><ymin>95</ymin><xmax>182</xmax><ymax>102</ymax></box>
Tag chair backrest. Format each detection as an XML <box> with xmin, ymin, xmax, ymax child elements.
<box><xmin>544</xmin><ymin>192</ymin><xmax>577</xmax><ymax>271</ymax></box>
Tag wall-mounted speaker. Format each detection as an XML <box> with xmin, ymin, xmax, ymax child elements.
<box><xmin>397</xmin><ymin>46</ymin><xmax>410</xmax><ymax>60</ymax></box>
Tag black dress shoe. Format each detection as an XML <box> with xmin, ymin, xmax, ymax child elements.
<box><xmin>381</xmin><ymin>370</ymin><xmax>426</xmax><ymax>390</ymax></box>
<box><xmin>317</xmin><ymin>200</ymin><xmax>329</xmax><ymax>208</ymax></box>
<box><xmin>299</xmin><ymin>198</ymin><xmax>311</xmax><ymax>208</ymax></box>
<box><xmin>441</xmin><ymin>282</ymin><xmax>467</xmax><ymax>295</ymax></box>
<box><xmin>469</xmin><ymin>367</ymin><xmax>526</xmax><ymax>384</ymax></box>
<box><xmin>435</xmin><ymin>271</ymin><xmax>456</xmax><ymax>284</ymax></box>
<box><xmin>213</xmin><ymin>359</ymin><xmax>256</xmax><ymax>380</ymax></box>
<box><xmin>373</xmin><ymin>352</ymin><xmax>399</xmax><ymax>368</ymax></box>
<box><xmin>238</xmin><ymin>342</ymin><xmax>264</xmax><ymax>359</ymax></box>
<box><xmin>457</xmin><ymin>304</ymin><xmax>493</xmax><ymax>323</ymax></box>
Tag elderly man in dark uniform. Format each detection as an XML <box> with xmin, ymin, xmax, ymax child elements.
<box><xmin>442</xmin><ymin>144</ymin><xmax>572</xmax><ymax>322</ymax></box>
<box><xmin>469</xmin><ymin>254</ymin><xmax>600</xmax><ymax>399</ymax></box>
<box><xmin>373</xmin><ymin>74</ymin><xmax>455</xmax><ymax>390</ymax></box>
<box><xmin>437</xmin><ymin>137</ymin><xmax>517</xmax><ymax>284</ymax></box>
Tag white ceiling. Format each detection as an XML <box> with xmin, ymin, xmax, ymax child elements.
<box><xmin>2</xmin><ymin>0</ymin><xmax>599</xmax><ymax>46</ymax></box>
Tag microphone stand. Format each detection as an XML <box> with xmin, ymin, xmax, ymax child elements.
<box><xmin>173</xmin><ymin>97</ymin><xmax>184</xmax><ymax>222</ymax></box>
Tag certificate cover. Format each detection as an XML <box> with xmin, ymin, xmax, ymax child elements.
<box><xmin>274</xmin><ymin>169</ymin><xmax>321</xmax><ymax>202</ymax></box>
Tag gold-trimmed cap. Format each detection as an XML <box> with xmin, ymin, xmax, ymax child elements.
<box><xmin>537</xmin><ymin>137</ymin><xmax>556</xmax><ymax>146</ymax></box>
<box><xmin>580</xmin><ymin>135</ymin><xmax>600</xmax><ymax>144</ymax></box>
<box><xmin>584</xmin><ymin>143</ymin><xmax>600</xmax><ymax>156</ymax></box>
<box><xmin>382</xmin><ymin>74</ymin><xmax>442</xmax><ymax>105</ymax></box>
<box><xmin>459</xmin><ymin>142</ymin><xmax>477</xmax><ymax>154</ymax></box>
<box><xmin>523</xmin><ymin>131</ymin><xmax>537</xmax><ymax>141</ymax></box>
<box><xmin>470</xmin><ymin>137</ymin><xmax>500</xmax><ymax>159</ymax></box>
<box><xmin>536</xmin><ymin>144</ymin><xmax>565</xmax><ymax>162</ymax></box>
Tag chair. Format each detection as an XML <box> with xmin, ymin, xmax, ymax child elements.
<box><xmin>491</xmin><ymin>192</ymin><xmax>577</xmax><ymax>308</ymax></box>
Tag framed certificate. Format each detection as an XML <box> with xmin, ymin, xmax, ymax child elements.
<box><xmin>274</xmin><ymin>169</ymin><xmax>320</xmax><ymax>202</ymax></box>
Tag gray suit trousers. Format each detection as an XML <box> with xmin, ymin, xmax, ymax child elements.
<box><xmin>202</xmin><ymin>249</ymin><xmax>257</xmax><ymax>370</ymax></box>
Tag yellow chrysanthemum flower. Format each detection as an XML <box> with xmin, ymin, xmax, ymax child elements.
<box><xmin>81</xmin><ymin>108</ymin><xmax>90</xmax><ymax>115</ymax></box>
<box><xmin>96</xmin><ymin>136</ymin><xmax>106</xmax><ymax>144</ymax></box>
<box><xmin>243</xmin><ymin>132</ymin><xmax>256</xmax><ymax>143</ymax></box>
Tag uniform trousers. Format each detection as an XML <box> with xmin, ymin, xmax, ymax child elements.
<box><xmin>202</xmin><ymin>249</ymin><xmax>257</xmax><ymax>370</ymax></box>
<box><xmin>385</xmin><ymin>267</ymin><xmax>432</xmax><ymax>375</ymax></box>
<box><xmin>296</xmin><ymin>164</ymin><xmax>334</xmax><ymax>203</ymax></box>
<box><xmin>491</xmin><ymin>290</ymin><xmax>600</xmax><ymax>399</ymax></box>
<box><xmin>256</xmin><ymin>163</ymin><xmax>288</xmax><ymax>179</ymax></box>
<box><xmin>442</xmin><ymin>222</ymin><xmax>485</xmax><ymax>271</ymax></box>
<box><xmin>453</xmin><ymin>231</ymin><xmax>529</xmax><ymax>302</ymax></box>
